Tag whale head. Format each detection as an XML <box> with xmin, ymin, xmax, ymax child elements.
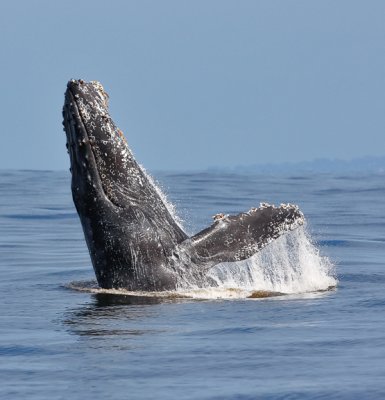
<box><xmin>62</xmin><ymin>79</ymin><xmax>187</xmax><ymax>290</ymax></box>
<box><xmin>63</xmin><ymin>79</ymin><xmax>138</xmax><ymax>208</ymax></box>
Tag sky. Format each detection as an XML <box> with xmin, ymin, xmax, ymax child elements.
<box><xmin>1</xmin><ymin>0</ymin><xmax>384</xmax><ymax>171</ymax></box>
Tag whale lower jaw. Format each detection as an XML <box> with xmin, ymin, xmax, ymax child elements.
<box><xmin>63</xmin><ymin>79</ymin><xmax>306</xmax><ymax>291</ymax></box>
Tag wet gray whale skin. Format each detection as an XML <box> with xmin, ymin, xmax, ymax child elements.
<box><xmin>62</xmin><ymin>79</ymin><xmax>304</xmax><ymax>291</ymax></box>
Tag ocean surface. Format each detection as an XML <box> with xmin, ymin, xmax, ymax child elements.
<box><xmin>0</xmin><ymin>170</ymin><xmax>384</xmax><ymax>399</ymax></box>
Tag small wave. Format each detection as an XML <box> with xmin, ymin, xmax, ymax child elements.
<box><xmin>5</xmin><ymin>213</ymin><xmax>76</xmax><ymax>220</ymax></box>
<box><xmin>66</xmin><ymin>282</ymin><xmax>335</xmax><ymax>300</ymax></box>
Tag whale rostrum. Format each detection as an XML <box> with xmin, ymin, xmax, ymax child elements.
<box><xmin>62</xmin><ymin>79</ymin><xmax>304</xmax><ymax>291</ymax></box>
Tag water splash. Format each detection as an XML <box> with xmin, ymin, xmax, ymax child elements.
<box><xmin>139</xmin><ymin>164</ymin><xmax>185</xmax><ymax>230</ymax></box>
<box><xmin>206</xmin><ymin>226</ymin><xmax>336</xmax><ymax>294</ymax></box>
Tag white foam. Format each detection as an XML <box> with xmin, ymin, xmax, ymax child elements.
<box><xmin>206</xmin><ymin>226</ymin><xmax>336</xmax><ymax>294</ymax></box>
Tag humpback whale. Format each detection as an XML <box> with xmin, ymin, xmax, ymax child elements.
<box><xmin>62</xmin><ymin>79</ymin><xmax>304</xmax><ymax>291</ymax></box>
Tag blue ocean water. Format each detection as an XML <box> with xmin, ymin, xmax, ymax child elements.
<box><xmin>0</xmin><ymin>170</ymin><xmax>384</xmax><ymax>399</ymax></box>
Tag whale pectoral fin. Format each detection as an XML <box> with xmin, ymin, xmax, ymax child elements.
<box><xmin>185</xmin><ymin>204</ymin><xmax>304</xmax><ymax>266</ymax></box>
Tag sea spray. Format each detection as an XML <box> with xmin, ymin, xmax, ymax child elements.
<box><xmin>206</xmin><ymin>226</ymin><xmax>336</xmax><ymax>294</ymax></box>
<box><xmin>139</xmin><ymin>164</ymin><xmax>185</xmax><ymax>230</ymax></box>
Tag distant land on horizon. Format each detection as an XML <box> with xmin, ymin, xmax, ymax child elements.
<box><xmin>207</xmin><ymin>156</ymin><xmax>385</xmax><ymax>174</ymax></box>
<box><xmin>1</xmin><ymin>156</ymin><xmax>385</xmax><ymax>174</ymax></box>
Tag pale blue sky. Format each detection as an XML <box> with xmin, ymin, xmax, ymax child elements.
<box><xmin>1</xmin><ymin>0</ymin><xmax>384</xmax><ymax>170</ymax></box>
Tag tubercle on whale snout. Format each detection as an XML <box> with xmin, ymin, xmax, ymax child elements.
<box><xmin>62</xmin><ymin>79</ymin><xmax>308</xmax><ymax>291</ymax></box>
